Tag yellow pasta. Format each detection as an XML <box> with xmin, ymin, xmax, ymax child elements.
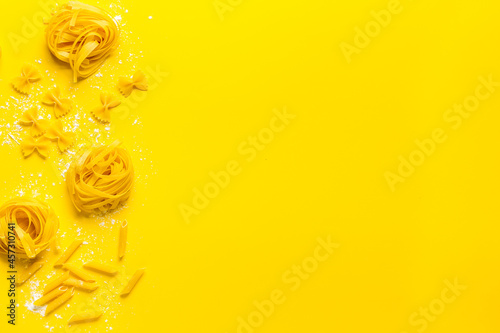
<box><xmin>12</xmin><ymin>64</ymin><xmax>41</xmax><ymax>94</ymax></box>
<box><xmin>117</xmin><ymin>70</ymin><xmax>148</xmax><ymax>97</ymax></box>
<box><xmin>91</xmin><ymin>93</ymin><xmax>121</xmax><ymax>123</ymax></box>
<box><xmin>19</xmin><ymin>108</ymin><xmax>50</xmax><ymax>137</ymax></box>
<box><xmin>118</xmin><ymin>220</ymin><xmax>127</xmax><ymax>260</ymax></box>
<box><xmin>42</xmin><ymin>87</ymin><xmax>72</xmax><ymax>118</ymax></box>
<box><xmin>34</xmin><ymin>286</ymin><xmax>68</xmax><ymax>306</ymax></box>
<box><xmin>120</xmin><ymin>268</ymin><xmax>145</xmax><ymax>297</ymax></box>
<box><xmin>51</xmin><ymin>236</ymin><xmax>61</xmax><ymax>254</ymax></box>
<box><xmin>21</xmin><ymin>135</ymin><xmax>51</xmax><ymax>158</ymax></box>
<box><xmin>68</xmin><ymin>311</ymin><xmax>103</xmax><ymax>325</ymax></box>
<box><xmin>45</xmin><ymin>288</ymin><xmax>74</xmax><ymax>316</ymax></box>
<box><xmin>83</xmin><ymin>262</ymin><xmax>118</xmax><ymax>276</ymax></box>
<box><xmin>46</xmin><ymin>1</ymin><xmax>120</xmax><ymax>82</ymax></box>
<box><xmin>54</xmin><ymin>240</ymin><xmax>83</xmax><ymax>267</ymax></box>
<box><xmin>66</xmin><ymin>141</ymin><xmax>134</xmax><ymax>214</ymax></box>
<box><xmin>16</xmin><ymin>262</ymin><xmax>44</xmax><ymax>286</ymax></box>
<box><xmin>0</xmin><ymin>198</ymin><xmax>59</xmax><ymax>259</ymax></box>
<box><xmin>63</xmin><ymin>263</ymin><xmax>95</xmax><ymax>282</ymax></box>
<box><xmin>63</xmin><ymin>277</ymin><xmax>99</xmax><ymax>291</ymax></box>
<box><xmin>44</xmin><ymin>271</ymin><xmax>70</xmax><ymax>295</ymax></box>
<box><xmin>45</xmin><ymin>120</ymin><xmax>75</xmax><ymax>152</ymax></box>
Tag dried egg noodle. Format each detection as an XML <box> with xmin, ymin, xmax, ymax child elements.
<box><xmin>0</xmin><ymin>198</ymin><xmax>59</xmax><ymax>259</ymax></box>
<box><xmin>66</xmin><ymin>141</ymin><xmax>134</xmax><ymax>214</ymax></box>
<box><xmin>46</xmin><ymin>1</ymin><xmax>120</xmax><ymax>82</ymax></box>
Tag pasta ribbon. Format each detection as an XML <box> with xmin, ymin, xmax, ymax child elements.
<box><xmin>46</xmin><ymin>1</ymin><xmax>120</xmax><ymax>82</ymax></box>
<box><xmin>19</xmin><ymin>108</ymin><xmax>50</xmax><ymax>137</ymax></box>
<box><xmin>16</xmin><ymin>262</ymin><xmax>44</xmax><ymax>286</ymax></box>
<box><xmin>117</xmin><ymin>70</ymin><xmax>148</xmax><ymax>97</ymax></box>
<box><xmin>12</xmin><ymin>64</ymin><xmax>41</xmax><ymax>94</ymax></box>
<box><xmin>68</xmin><ymin>311</ymin><xmax>102</xmax><ymax>325</ymax></box>
<box><xmin>120</xmin><ymin>268</ymin><xmax>145</xmax><ymax>297</ymax></box>
<box><xmin>42</xmin><ymin>87</ymin><xmax>72</xmax><ymax>118</ymax></box>
<box><xmin>0</xmin><ymin>198</ymin><xmax>59</xmax><ymax>259</ymax></box>
<box><xmin>91</xmin><ymin>93</ymin><xmax>121</xmax><ymax>123</ymax></box>
<box><xmin>66</xmin><ymin>141</ymin><xmax>134</xmax><ymax>214</ymax></box>
<box><xmin>21</xmin><ymin>135</ymin><xmax>51</xmax><ymax>158</ymax></box>
<box><xmin>45</xmin><ymin>120</ymin><xmax>75</xmax><ymax>152</ymax></box>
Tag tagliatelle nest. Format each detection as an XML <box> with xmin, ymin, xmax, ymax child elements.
<box><xmin>46</xmin><ymin>1</ymin><xmax>120</xmax><ymax>82</ymax></box>
<box><xmin>66</xmin><ymin>141</ymin><xmax>134</xmax><ymax>214</ymax></box>
<box><xmin>0</xmin><ymin>198</ymin><xmax>59</xmax><ymax>259</ymax></box>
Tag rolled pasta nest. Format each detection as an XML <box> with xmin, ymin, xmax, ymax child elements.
<box><xmin>67</xmin><ymin>141</ymin><xmax>134</xmax><ymax>214</ymax></box>
<box><xmin>46</xmin><ymin>1</ymin><xmax>120</xmax><ymax>82</ymax></box>
<box><xmin>0</xmin><ymin>198</ymin><xmax>59</xmax><ymax>259</ymax></box>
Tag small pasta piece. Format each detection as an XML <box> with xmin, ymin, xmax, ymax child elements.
<box><xmin>51</xmin><ymin>236</ymin><xmax>60</xmax><ymax>254</ymax></box>
<box><xmin>68</xmin><ymin>311</ymin><xmax>103</xmax><ymax>325</ymax></box>
<box><xmin>118</xmin><ymin>220</ymin><xmax>128</xmax><ymax>260</ymax></box>
<box><xmin>83</xmin><ymin>262</ymin><xmax>118</xmax><ymax>276</ymax></box>
<box><xmin>45</xmin><ymin>288</ymin><xmax>74</xmax><ymax>316</ymax></box>
<box><xmin>63</xmin><ymin>264</ymin><xmax>95</xmax><ymax>282</ymax></box>
<box><xmin>34</xmin><ymin>286</ymin><xmax>68</xmax><ymax>306</ymax></box>
<box><xmin>63</xmin><ymin>277</ymin><xmax>99</xmax><ymax>291</ymax></box>
<box><xmin>44</xmin><ymin>271</ymin><xmax>70</xmax><ymax>295</ymax></box>
<box><xmin>16</xmin><ymin>262</ymin><xmax>44</xmax><ymax>285</ymax></box>
<box><xmin>54</xmin><ymin>240</ymin><xmax>83</xmax><ymax>267</ymax></box>
<box><xmin>120</xmin><ymin>268</ymin><xmax>145</xmax><ymax>297</ymax></box>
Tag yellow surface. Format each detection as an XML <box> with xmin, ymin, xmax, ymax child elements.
<box><xmin>1</xmin><ymin>0</ymin><xmax>499</xmax><ymax>332</ymax></box>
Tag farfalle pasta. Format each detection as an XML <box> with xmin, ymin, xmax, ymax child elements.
<box><xmin>46</xmin><ymin>1</ymin><xmax>120</xmax><ymax>82</ymax></box>
<box><xmin>19</xmin><ymin>108</ymin><xmax>50</xmax><ymax>137</ymax></box>
<box><xmin>117</xmin><ymin>70</ymin><xmax>148</xmax><ymax>97</ymax></box>
<box><xmin>0</xmin><ymin>197</ymin><xmax>59</xmax><ymax>259</ymax></box>
<box><xmin>21</xmin><ymin>136</ymin><xmax>51</xmax><ymax>158</ymax></box>
<box><xmin>66</xmin><ymin>141</ymin><xmax>134</xmax><ymax>214</ymax></box>
<box><xmin>12</xmin><ymin>64</ymin><xmax>41</xmax><ymax>94</ymax></box>
<box><xmin>42</xmin><ymin>87</ymin><xmax>72</xmax><ymax>118</ymax></box>
<box><xmin>91</xmin><ymin>93</ymin><xmax>121</xmax><ymax>123</ymax></box>
<box><xmin>45</xmin><ymin>120</ymin><xmax>75</xmax><ymax>152</ymax></box>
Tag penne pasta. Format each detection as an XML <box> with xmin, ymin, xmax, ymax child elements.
<box><xmin>118</xmin><ymin>220</ymin><xmax>128</xmax><ymax>260</ymax></box>
<box><xmin>63</xmin><ymin>264</ymin><xmax>95</xmax><ymax>282</ymax></box>
<box><xmin>16</xmin><ymin>262</ymin><xmax>44</xmax><ymax>286</ymax></box>
<box><xmin>83</xmin><ymin>262</ymin><xmax>118</xmax><ymax>276</ymax></box>
<box><xmin>68</xmin><ymin>311</ymin><xmax>103</xmax><ymax>325</ymax></box>
<box><xmin>120</xmin><ymin>268</ymin><xmax>145</xmax><ymax>297</ymax></box>
<box><xmin>34</xmin><ymin>286</ymin><xmax>68</xmax><ymax>306</ymax></box>
<box><xmin>63</xmin><ymin>277</ymin><xmax>99</xmax><ymax>291</ymax></box>
<box><xmin>44</xmin><ymin>271</ymin><xmax>70</xmax><ymax>295</ymax></box>
<box><xmin>54</xmin><ymin>240</ymin><xmax>83</xmax><ymax>267</ymax></box>
<box><xmin>45</xmin><ymin>288</ymin><xmax>74</xmax><ymax>316</ymax></box>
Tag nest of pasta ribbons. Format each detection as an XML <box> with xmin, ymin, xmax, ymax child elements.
<box><xmin>46</xmin><ymin>1</ymin><xmax>120</xmax><ymax>82</ymax></box>
<box><xmin>0</xmin><ymin>198</ymin><xmax>59</xmax><ymax>259</ymax></box>
<box><xmin>67</xmin><ymin>141</ymin><xmax>134</xmax><ymax>214</ymax></box>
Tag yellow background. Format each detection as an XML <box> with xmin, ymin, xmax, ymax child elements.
<box><xmin>1</xmin><ymin>0</ymin><xmax>499</xmax><ymax>332</ymax></box>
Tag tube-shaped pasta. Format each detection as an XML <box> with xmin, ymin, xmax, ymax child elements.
<box><xmin>34</xmin><ymin>286</ymin><xmax>68</xmax><ymax>306</ymax></box>
<box><xmin>44</xmin><ymin>271</ymin><xmax>70</xmax><ymax>295</ymax></box>
<box><xmin>68</xmin><ymin>311</ymin><xmax>103</xmax><ymax>325</ymax></box>
<box><xmin>120</xmin><ymin>268</ymin><xmax>145</xmax><ymax>297</ymax></box>
<box><xmin>63</xmin><ymin>264</ymin><xmax>95</xmax><ymax>282</ymax></box>
<box><xmin>45</xmin><ymin>288</ymin><xmax>74</xmax><ymax>316</ymax></box>
<box><xmin>63</xmin><ymin>277</ymin><xmax>99</xmax><ymax>291</ymax></box>
<box><xmin>118</xmin><ymin>220</ymin><xmax>127</xmax><ymax>260</ymax></box>
<box><xmin>83</xmin><ymin>262</ymin><xmax>118</xmax><ymax>276</ymax></box>
<box><xmin>16</xmin><ymin>261</ymin><xmax>43</xmax><ymax>285</ymax></box>
<box><xmin>54</xmin><ymin>240</ymin><xmax>83</xmax><ymax>267</ymax></box>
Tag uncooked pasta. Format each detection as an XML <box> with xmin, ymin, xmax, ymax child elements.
<box><xmin>45</xmin><ymin>1</ymin><xmax>120</xmax><ymax>82</ymax></box>
<box><xmin>0</xmin><ymin>198</ymin><xmax>59</xmax><ymax>259</ymax></box>
<box><xmin>66</xmin><ymin>141</ymin><xmax>134</xmax><ymax>214</ymax></box>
